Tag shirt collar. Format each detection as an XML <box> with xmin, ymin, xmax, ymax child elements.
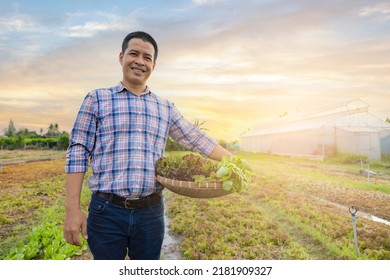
<box><xmin>115</xmin><ymin>82</ymin><xmax>151</xmax><ymax>96</ymax></box>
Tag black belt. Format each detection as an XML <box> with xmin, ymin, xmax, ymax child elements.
<box><xmin>94</xmin><ymin>192</ymin><xmax>162</xmax><ymax>209</ymax></box>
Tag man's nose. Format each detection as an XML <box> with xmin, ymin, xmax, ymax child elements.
<box><xmin>135</xmin><ymin>57</ymin><xmax>145</xmax><ymax>66</ymax></box>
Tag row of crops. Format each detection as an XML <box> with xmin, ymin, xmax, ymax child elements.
<box><xmin>0</xmin><ymin>152</ymin><xmax>389</xmax><ymax>259</ymax></box>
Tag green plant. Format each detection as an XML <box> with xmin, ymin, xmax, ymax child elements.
<box><xmin>329</xmin><ymin>152</ymin><xmax>369</xmax><ymax>164</ymax></box>
<box><xmin>156</xmin><ymin>154</ymin><xmax>217</xmax><ymax>181</ymax></box>
<box><xmin>214</xmin><ymin>155</ymin><xmax>252</xmax><ymax>192</ymax></box>
<box><xmin>381</xmin><ymin>154</ymin><xmax>390</xmax><ymax>163</ymax></box>
<box><xmin>4</xmin><ymin>222</ymin><xmax>86</xmax><ymax>260</ymax></box>
<box><xmin>0</xmin><ymin>170</ymin><xmax>92</xmax><ymax>260</ymax></box>
<box><xmin>156</xmin><ymin>154</ymin><xmax>252</xmax><ymax>193</ymax></box>
<box><xmin>163</xmin><ymin>151</ymin><xmax>390</xmax><ymax>260</ymax></box>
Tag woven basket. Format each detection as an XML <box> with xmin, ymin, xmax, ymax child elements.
<box><xmin>156</xmin><ymin>175</ymin><xmax>232</xmax><ymax>198</ymax></box>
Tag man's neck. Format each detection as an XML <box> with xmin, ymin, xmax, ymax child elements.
<box><xmin>121</xmin><ymin>81</ymin><xmax>146</xmax><ymax>96</ymax></box>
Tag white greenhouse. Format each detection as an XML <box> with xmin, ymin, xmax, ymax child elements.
<box><xmin>240</xmin><ymin>99</ymin><xmax>390</xmax><ymax>161</ymax></box>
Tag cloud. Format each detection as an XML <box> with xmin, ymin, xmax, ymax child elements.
<box><xmin>358</xmin><ymin>3</ymin><xmax>390</xmax><ymax>20</ymax></box>
<box><xmin>0</xmin><ymin>13</ymin><xmax>37</xmax><ymax>31</ymax></box>
<box><xmin>0</xmin><ymin>93</ymin><xmax>81</xmax><ymax>133</ymax></box>
<box><xmin>63</xmin><ymin>11</ymin><xmax>139</xmax><ymax>38</ymax></box>
<box><xmin>192</xmin><ymin>0</ymin><xmax>222</xmax><ymax>6</ymax></box>
<box><xmin>0</xmin><ymin>8</ymin><xmax>141</xmax><ymax>63</ymax></box>
<box><xmin>1</xmin><ymin>0</ymin><xmax>390</xmax><ymax>140</ymax></box>
<box><xmin>0</xmin><ymin>12</ymin><xmax>62</xmax><ymax>63</ymax></box>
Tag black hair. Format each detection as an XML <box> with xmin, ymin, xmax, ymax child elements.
<box><xmin>121</xmin><ymin>31</ymin><xmax>158</xmax><ymax>62</ymax></box>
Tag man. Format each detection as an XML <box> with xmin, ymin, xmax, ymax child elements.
<box><xmin>64</xmin><ymin>31</ymin><xmax>231</xmax><ymax>260</ymax></box>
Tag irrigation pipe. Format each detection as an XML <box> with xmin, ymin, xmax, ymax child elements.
<box><xmin>349</xmin><ymin>206</ymin><xmax>359</xmax><ymax>257</ymax></box>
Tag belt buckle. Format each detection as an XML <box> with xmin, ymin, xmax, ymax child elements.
<box><xmin>124</xmin><ymin>197</ymin><xmax>140</xmax><ymax>209</ymax></box>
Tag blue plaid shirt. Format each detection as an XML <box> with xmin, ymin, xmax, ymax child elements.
<box><xmin>65</xmin><ymin>83</ymin><xmax>217</xmax><ymax>198</ymax></box>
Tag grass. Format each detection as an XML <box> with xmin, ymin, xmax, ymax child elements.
<box><xmin>163</xmin><ymin>151</ymin><xmax>390</xmax><ymax>260</ymax></box>
<box><xmin>0</xmin><ymin>150</ymin><xmax>66</xmax><ymax>164</ymax></box>
<box><xmin>165</xmin><ymin>192</ymin><xmax>309</xmax><ymax>260</ymax></box>
<box><xmin>0</xmin><ymin>170</ymin><xmax>91</xmax><ymax>259</ymax></box>
<box><xmin>1</xmin><ymin>150</ymin><xmax>389</xmax><ymax>260</ymax></box>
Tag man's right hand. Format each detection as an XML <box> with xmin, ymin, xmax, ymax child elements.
<box><xmin>63</xmin><ymin>208</ymin><xmax>88</xmax><ymax>247</ymax></box>
<box><xmin>64</xmin><ymin>172</ymin><xmax>87</xmax><ymax>247</ymax></box>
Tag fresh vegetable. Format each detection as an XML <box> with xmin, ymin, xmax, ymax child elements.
<box><xmin>215</xmin><ymin>155</ymin><xmax>252</xmax><ymax>193</ymax></box>
<box><xmin>156</xmin><ymin>154</ymin><xmax>218</xmax><ymax>182</ymax></box>
<box><xmin>155</xmin><ymin>154</ymin><xmax>252</xmax><ymax>193</ymax></box>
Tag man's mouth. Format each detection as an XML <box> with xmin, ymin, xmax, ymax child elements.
<box><xmin>131</xmin><ymin>67</ymin><xmax>146</xmax><ymax>73</ymax></box>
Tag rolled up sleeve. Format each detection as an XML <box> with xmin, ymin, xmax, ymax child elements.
<box><xmin>65</xmin><ymin>92</ymin><xmax>98</xmax><ymax>173</ymax></box>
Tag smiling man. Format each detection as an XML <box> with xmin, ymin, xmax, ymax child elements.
<box><xmin>63</xmin><ymin>31</ymin><xmax>231</xmax><ymax>260</ymax></box>
<box><xmin>119</xmin><ymin>34</ymin><xmax>156</xmax><ymax>94</ymax></box>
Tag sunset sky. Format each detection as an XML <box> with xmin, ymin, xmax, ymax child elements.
<box><xmin>0</xmin><ymin>0</ymin><xmax>389</xmax><ymax>141</ymax></box>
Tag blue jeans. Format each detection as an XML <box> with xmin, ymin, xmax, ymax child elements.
<box><xmin>87</xmin><ymin>193</ymin><xmax>165</xmax><ymax>260</ymax></box>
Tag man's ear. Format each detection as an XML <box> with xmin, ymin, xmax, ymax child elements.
<box><xmin>119</xmin><ymin>52</ymin><xmax>123</xmax><ymax>66</ymax></box>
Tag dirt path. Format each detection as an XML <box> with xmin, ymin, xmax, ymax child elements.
<box><xmin>161</xmin><ymin>206</ymin><xmax>183</xmax><ymax>259</ymax></box>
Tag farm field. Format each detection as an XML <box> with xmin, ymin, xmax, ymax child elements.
<box><xmin>0</xmin><ymin>150</ymin><xmax>389</xmax><ymax>260</ymax></box>
<box><xmin>165</xmin><ymin>152</ymin><xmax>390</xmax><ymax>260</ymax></box>
<box><xmin>0</xmin><ymin>150</ymin><xmax>66</xmax><ymax>165</ymax></box>
<box><xmin>0</xmin><ymin>151</ymin><xmax>77</xmax><ymax>259</ymax></box>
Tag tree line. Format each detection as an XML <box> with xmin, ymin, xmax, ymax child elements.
<box><xmin>1</xmin><ymin>119</ymin><xmax>69</xmax><ymax>150</ymax></box>
<box><xmin>1</xmin><ymin>118</ymin><xmax>239</xmax><ymax>151</ymax></box>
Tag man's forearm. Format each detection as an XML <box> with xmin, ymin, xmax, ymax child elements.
<box><xmin>208</xmin><ymin>144</ymin><xmax>233</xmax><ymax>161</ymax></box>
<box><xmin>64</xmin><ymin>172</ymin><xmax>88</xmax><ymax>246</ymax></box>
<box><xmin>65</xmin><ymin>172</ymin><xmax>86</xmax><ymax>210</ymax></box>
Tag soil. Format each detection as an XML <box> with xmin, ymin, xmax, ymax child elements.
<box><xmin>0</xmin><ymin>156</ymin><xmax>182</xmax><ymax>260</ymax></box>
<box><xmin>0</xmin><ymin>158</ymin><xmax>66</xmax><ymax>190</ymax></box>
<box><xmin>1</xmin><ymin>152</ymin><xmax>388</xmax><ymax>260</ymax></box>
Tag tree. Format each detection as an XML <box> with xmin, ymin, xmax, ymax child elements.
<box><xmin>47</xmin><ymin>123</ymin><xmax>60</xmax><ymax>137</ymax></box>
<box><xmin>47</xmin><ymin>123</ymin><xmax>54</xmax><ymax>137</ymax></box>
<box><xmin>4</xmin><ymin>119</ymin><xmax>16</xmax><ymax>137</ymax></box>
<box><xmin>54</xmin><ymin>123</ymin><xmax>59</xmax><ymax>134</ymax></box>
<box><xmin>16</xmin><ymin>128</ymin><xmax>38</xmax><ymax>138</ymax></box>
<box><xmin>57</xmin><ymin>132</ymin><xmax>70</xmax><ymax>150</ymax></box>
<box><xmin>386</xmin><ymin>117</ymin><xmax>390</xmax><ymax>124</ymax></box>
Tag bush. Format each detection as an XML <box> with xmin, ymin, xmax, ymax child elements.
<box><xmin>57</xmin><ymin>133</ymin><xmax>69</xmax><ymax>150</ymax></box>
<box><xmin>328</xmin><ymin>153</ymin><xmax>369</xmax><ymax>164</ymax></box>
<box><xmin>0</xmin><ymin>136</ymin><xmax>61</xmax><ymax>150</ymax></box>
<box><xmin>381</xmin><ymin>154</ymin><xmax>390</xmax><ymax>163</ymax></box>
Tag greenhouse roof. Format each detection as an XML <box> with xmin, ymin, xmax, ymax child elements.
<box><xmin>243</xmin><ymin>99</ymin><xmax>390</xmax><ymax>137</ymax></box>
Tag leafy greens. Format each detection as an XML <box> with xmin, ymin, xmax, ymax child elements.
<box><xmin>156</xmin><ymin>154</ymin><xmax>252</xmax><ymax>193</ymax></box>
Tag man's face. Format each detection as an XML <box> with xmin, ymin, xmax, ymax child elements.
<box><xmin>119</xmin><ymin>38</ymin><xmax>156</xmax><ymax>90</ymax></box>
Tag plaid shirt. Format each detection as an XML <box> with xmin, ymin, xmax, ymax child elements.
<box><xmin>65</xmin><ymin>83</ymin><xmax>217</xmax><ymax>198</ymax></box>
